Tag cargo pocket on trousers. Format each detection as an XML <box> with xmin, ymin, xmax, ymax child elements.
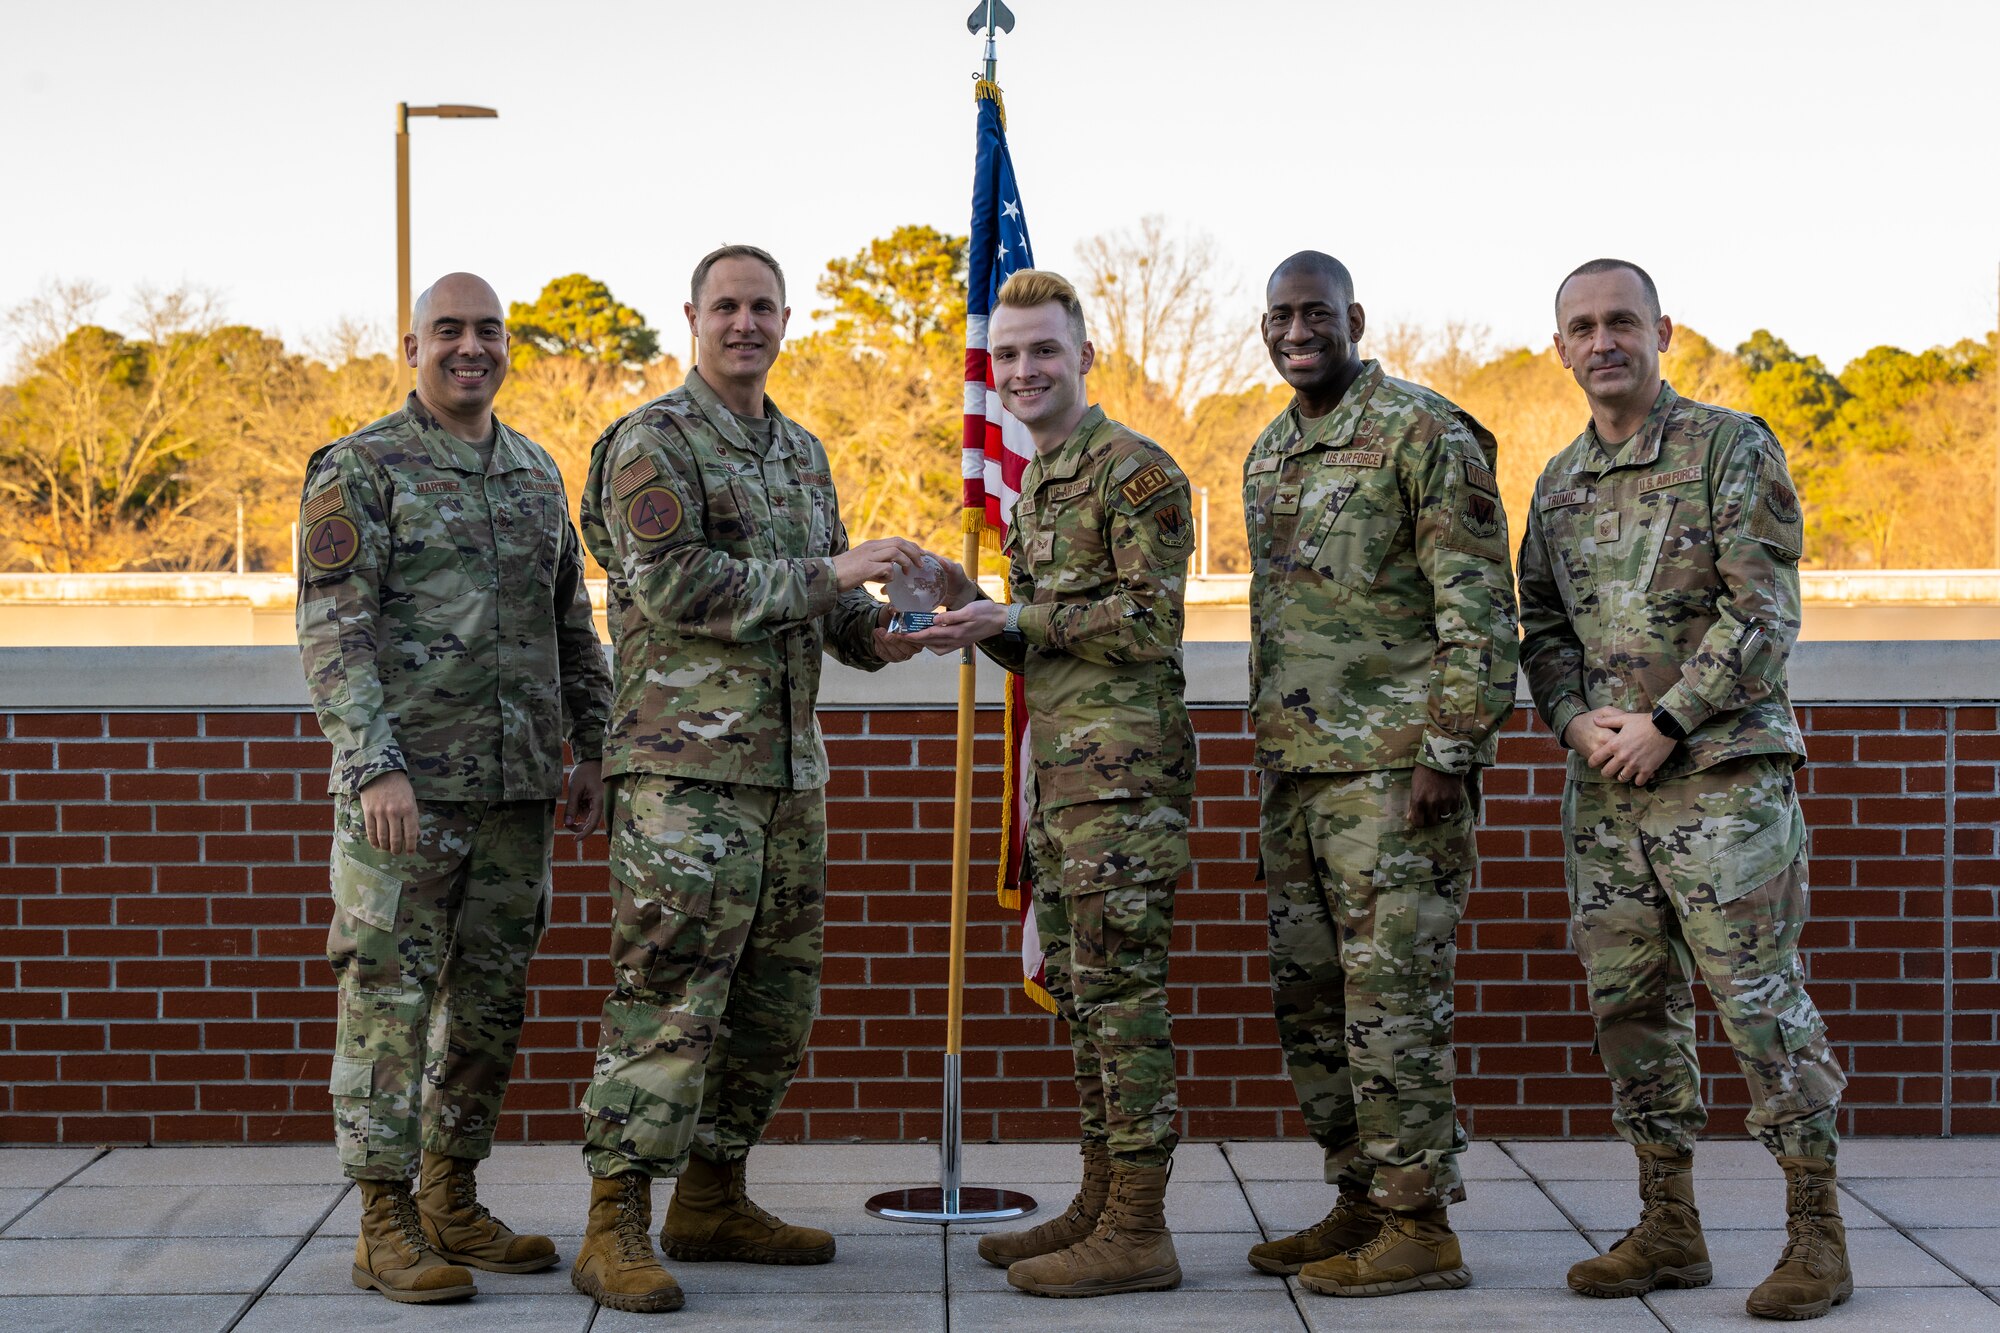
<box><xmin>330</xmin><ymin>843</ymin><xmax>402</xmax><ymax>932</ymax></box>
<box><xmin>328</xmin><ymin>1056</ymin><xmax>373</xmax><ymax>1166</ymax></box>
<box><xmin>1776</xmin><ymin>992</ymin><xmax>1827</xmax><ymax>1054</ymax></box>
<box><xmin>1060</xmin><ymin>832</ymin><xmax>1182</xmax><ymax>975</ymax></box>
<box><xmin>1710</xmin><ymin>803</ymin><xmax>1805</xmax><ymax>906</ymax></box>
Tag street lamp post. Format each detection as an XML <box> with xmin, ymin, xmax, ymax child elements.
<box><xmin>395</xmin><ymin>102</ymin><xmax>498</xmax><ymax>391</ymax></box>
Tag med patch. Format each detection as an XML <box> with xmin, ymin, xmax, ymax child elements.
<box><xmin>1119</xmin><ymin>463</ymin><xmax>1172</xmax><ymax>508</ymax></box>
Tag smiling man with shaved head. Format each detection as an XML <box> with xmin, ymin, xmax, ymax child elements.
<box><xmin>295</xmin><ymin>271</ymin><xmax>611</xmax><ymax>1304</ymax></box>
<box><xmin>1241</xmin><ymin>250</ymin><xmax>1519</xmax><ymax>1301</ymax></box>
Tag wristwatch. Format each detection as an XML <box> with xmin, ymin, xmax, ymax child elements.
<box><xmin>1003</xmin><ymin>602</ymin><xmax>1023</xmax><ymax>636</ymax></box>
<box><xmin>1650</xmin><ymin>705</ymin><xmax>1688</xmax><ymax>741</ymax></box>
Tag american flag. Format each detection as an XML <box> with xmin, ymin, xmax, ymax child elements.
<box><xmin>963</xmin><ymin>79</ymin><xmax>1054</xmax><ymax>1015</ymax></box>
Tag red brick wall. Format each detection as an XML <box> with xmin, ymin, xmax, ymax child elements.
<box><xmin>1</xmin><ymin>705</ymin><xmax>1994</xmax><ymax>1146</ymax></box>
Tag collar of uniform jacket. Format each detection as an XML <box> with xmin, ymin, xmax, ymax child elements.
<box><xmin>1034</xmin><ymin>403</ymin><xmax>1110</xmax><ymax>483</ymax></box>
<box><xmin>1281</xmin><ymin>358</ymin><xmax>1383</xmax><ymax>457</ymax></box>
<box><xmin>682</xmin><ymin>366</ymin><xmax>800</xmax><ymax>462</ymax></box>
<box><xmin>1582</xmin><ymin>380</ymin><xmax>1679</xmax><ymax>476</ymax></box>
<box><xmin>401</xmin><ymin>392</ymin><xmax>542</xmax><ymax>478</ymax></box>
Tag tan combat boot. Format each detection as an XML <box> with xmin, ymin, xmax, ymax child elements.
<box><xmin>1746</xmin><ymin>1156</ymin><xmax>1853</xmax><ymax>1320</ymax></box>
<box><xmin>571</xmin><ymin>1173</ymin><xmax>685</xmax><ymax>1313</ymax></box>
<box><xmin>978</xmin><ymin>1141</ymin><xmax>1111</xmax><ymax>1268</ymax></box>
<box><xmin>351</xmin><ymin>1178</ymin><xmax>477</xmax><ymax>1304</ymax></box>
<box><xmin>1247</xmin><ymin>1182</ymin><xmax>1378</xmax><ymax>1276</ymax></box>
<box><xmin>661</xmin><ymin>1152</ymin><xmax>835</xmax><ymax>1264</ymax></box>
<box><xmin>1567</xmin><ymin>1144</ymin><xmax>1712</xmax><ymax>1298</ymax></box>
<box><xmin>416</xmin><ymin>1150</ymin><xmax>559</xmax><ymax>1273</ymax></box>
<box><xmin>1006</xmin><ymin>1161</ymin><xmax>1181</xmax><ymax>1297</ymax></box>
<box><xmin>1297</xmin><ymin>1205</ymin><xmax>1469</xmax><ymax>1296</ymax></box>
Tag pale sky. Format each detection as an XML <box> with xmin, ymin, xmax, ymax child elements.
<box><xmin>4</xmin><ymin>0</ymin><xmax>1996</xmax><ymax>373</ymax></box>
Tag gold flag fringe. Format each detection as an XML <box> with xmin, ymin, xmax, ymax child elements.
<box><xmin>973</xmin><ymin>78</ymin><xmax>1007</xmax><ymax>127</ymax></box>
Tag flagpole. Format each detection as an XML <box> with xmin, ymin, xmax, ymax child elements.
<box><xmin>866</xmin><ymin>0</ymin><xmax>1034</xmax><ymax>1227</ymax></box>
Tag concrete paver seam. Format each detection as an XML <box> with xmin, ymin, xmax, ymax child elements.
<box><xmin>0</xmin><ymin>1147</ymin><xmax>109</xmax><ymax>1236</ymax></box>
<box><xmin>1844</xmin><ymin>1181</ymin><xmax>2000</xmax><ymax>1309</ymax></box>
<box><xmin>217</xmin><ymin>1178</ymin><xmax>352</xmax><ymax>1333</ymax></box>
<box><xmin>1219</xmin><ymin>1141</ymin><xmax>1312</xmax><ymax>1331</ymax></box>
<box><xmin>1496</xmin><ymin>1140</ymin><xmax>1676</xmax><ymax>1331</ymax></box>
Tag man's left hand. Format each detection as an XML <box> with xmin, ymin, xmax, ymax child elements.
<box><xmin>565</xmin><ymin>759</ymin><xmax>607</xmax><ymax>838</ymax></box>
<box><xmin>1588</xmin><ymin>711</ymin><xmax>1679</xmax><ymax>786</ymax></box>
<box><xmin>1408</xmin><ymin>764</ymin><xmax>1467</xmax><ymax>828</ymax></box>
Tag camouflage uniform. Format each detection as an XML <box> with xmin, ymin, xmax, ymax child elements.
<box><xmin>1243</xmin><ymin>361</ymin><xmax>1518</xmax><ymax>1211</ymax></box>
<box><xmin>1518</xmin><ymin>381</ymin><xmax>1844</xmax><ymax>1161</ymax></box>
<box><xmin>297</xmin><ymin>393</ymin><xmax>611</xmax><ymax>1181</ymax></box>
<box><xmin>978</xmin><ymin>406</ymin><xmax>1195</xmax><ymax>1167</ymax></box>
<box><xmin>577</xmin><ymin>369</ymin><xmax>886</xmax><ymax>1180</ymax></box>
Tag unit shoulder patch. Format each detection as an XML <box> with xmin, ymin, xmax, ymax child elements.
<box><xmin>1152</xmin><ymin>501</ymin><xmax>1190</xmax><ymax>547</ymax></box>
<box><xmin>625</xmin><ymin>485</ymin><xmax>683</xmax><ymax>543</ymax></box>
<box><xmin>303</xmin><ymin>514</ymin><xmax>361</xmax><ymax>574</ymax></box>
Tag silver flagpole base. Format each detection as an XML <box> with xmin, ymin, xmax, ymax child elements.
<box><xmin>864</xmin><ymin>1184</ymin><xmax>1037</xmax><ymax>1224</ymax></box>
<box><xmin>865</xmin><ymin>1052</ymin><xmax>1036</xmax><ymax>1224</ymax></box>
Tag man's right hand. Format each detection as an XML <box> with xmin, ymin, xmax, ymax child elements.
<box><xmin>1563</xmin><ymin>706</ymin><xmax>1625</xmax><ymax>764</ymax></box>
<box><xmin>359</xmin><ymin>771</ymin><xmax>420</xmax><ymax>854</ymax></box>
<box><xmin>831</xmin><ymin>537</ymin><xmax>926</xmax><ymax>592</ymax></box>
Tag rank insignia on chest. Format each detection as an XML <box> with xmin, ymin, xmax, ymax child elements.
<box><xmin>1594</xmin><ymin>511</ymin><xmax>1621</xmax><ymax>543</ymax></box>
<box><xmin>1461</xmin><ymin>493</ymin><xmax>1500</xmax><ymax>539</ymax></box>
<box><xmin>1029</xmin><ymin>532</ymin><xmax>1056</xmax><ymax>564</ymax></box>
<box><xmin>304</xmin><ymin>514</ymin><xmax>361</xmax><ymax>572</ymax></box>
<box><xmin>1272</xmin><ymin>484</ymin><xmax>1302</xmax><ymax>515</ymax></box>
<box><xmin>626</xmin><ymin>486</ymin><xmax>683</xmax><ymax>542</ymax></box>
<box><xmin>1153</xmin><ymin>502</ymin><xmax>1190</xmax><ymax>546</ymax></box>
<box><xmin>1119</xmin><ymin>463</ymin><xmax>1172</xmax><ymax>507</ymax></box>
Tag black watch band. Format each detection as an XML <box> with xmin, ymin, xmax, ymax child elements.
<box><xmin>1650</xmin><ymin>706</ymin><xmax>1688</xmax><ymax>742</ymax></box>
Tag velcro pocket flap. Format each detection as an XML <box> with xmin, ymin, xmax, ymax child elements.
<box><xmin>328</xmin><ymin>1056</ymin><xmax>373</xmax><ymax>1098</ymax></box>
<box><xmin>1712</xmin><ymin>804</ymin><xmax>1805</xmax><ymax>905</ymax></box>
<box><xmin>1776</xmin><ymin>992</ymin><xmax>1826</xmax><ymax>1054</ymax></box>
<box><xmin>580</xmin><ymin>1077</ymin><xmax>644</xmax><ymax>1126</ymax></box>
<box><xmin>331</xmin><ymin>844</ymin><xmax>402</xmax><ymax>932</ymax></box>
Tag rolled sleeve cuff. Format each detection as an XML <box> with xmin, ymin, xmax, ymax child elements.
<box><xmin>1654</xmin><ymin>681</ymin><xmax>1714</xmax><ymax>737</ymax></box>
<box><xmin>1418</xmin><ymin>728</ymin><xmax>1476</xmax><ymax>777</ymax></box>
<box><xmin>1016</xmin><ymin>601</ymin><xmax>1055</xmax><ymax>648</ymax></box>
<box><xmin>1548</xmin><ymin>694</ymin><xmax>1589</xmax><ymax>749</ymax></box>
<box><xmin>339</xmin><ymin>743</ymin><xmax>407</xmax><ymax>796</ymax></box>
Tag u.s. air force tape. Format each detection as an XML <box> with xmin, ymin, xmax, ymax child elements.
<box><xmin>626</xmin><ymin>486</ymin><xmax>682</xmax><ymax>542</ymax></box>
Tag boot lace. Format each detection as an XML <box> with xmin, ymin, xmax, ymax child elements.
<box><xmin>614</xmin><ymin>1176</ymin><xmax>654</xmax><ymax>1263</ymax></box>
<box><xmin>386</xmin><ymin>1186</ymin><xmax>435</xmax><ymax>1254</ymax></box>
<box><xmin>1776</xmin><ymin>1170</ymin><xmax>1835</xmax><ymax>1270</ymax></box>
<box><xmin>448</xmin><ymin>1167</ymin><xmax>498</xmax><ymax>1227</ymax></box>
<box><xmin>1298</xmin><ymin>1192</ymin><xmax>1366</xmax><ymax>1242</ymax></box>
<box><xmin>1609</xmin><ymin>1157</ymin><xmax>1678</xmax><ymax>1253</ymax></box>
<box><xmin>1347</xmin><ymin>1214</ymin><xmax>1410</xmax><ymax>1264</ymax></box>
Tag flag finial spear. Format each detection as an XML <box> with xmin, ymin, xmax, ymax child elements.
<box><xmin>966</xmin><ymin>0</ymin><xmax>1016</xmax><ymax>83</ymax></box>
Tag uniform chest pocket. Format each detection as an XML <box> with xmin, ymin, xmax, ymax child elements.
<box><xmin>1300</xmin><ymin>464</ymin><xmax>1400</xmax><ymax>592</ymax></box>
<box><xmin>802</xmin><ymin>480</ymin><xmax>835</xmax><ymax>558</ymax></box>
<box><xmin>1637</xmin><ymin>489</ymin><xmax>1716</xmax><ymax>604</ymax></box>
<box><xmin>389</xmin><ymin>487</ymin><xmax>486</xmax><ymax>609</ymax></box>
<box><xmin>701</xmin><ymin>466</ymin><xmax>762</xmax><ymax>555</ymax></box>
<box><xmin>496</xmin><ymin>488</ymin><xmax>559</xmax><ymax>588</ymax></box>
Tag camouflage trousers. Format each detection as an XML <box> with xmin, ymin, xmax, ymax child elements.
<box><xmin>1027</xmin><ymin>794</ymin><xmax>1189</xmax><ymax>1167</ymax></box>
<box><xmin>1261</xmin><ymin>768</ymin><xmax>1473</xmax><ymax>1212</ymax></box>
<box><xmin>582</xmin><ymin>775</ymin><xmax>825</xmax><ymax>1179</ymax></box>
<box><xmin>325</xmin><ymin>797</ymin><xmax>554</xmax><ymax>1182</ymax></box>
<box><xmin>1566</xmin><ymin>755</ymin><xmax>1844</xmax><ymax>1161</ymax></box>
